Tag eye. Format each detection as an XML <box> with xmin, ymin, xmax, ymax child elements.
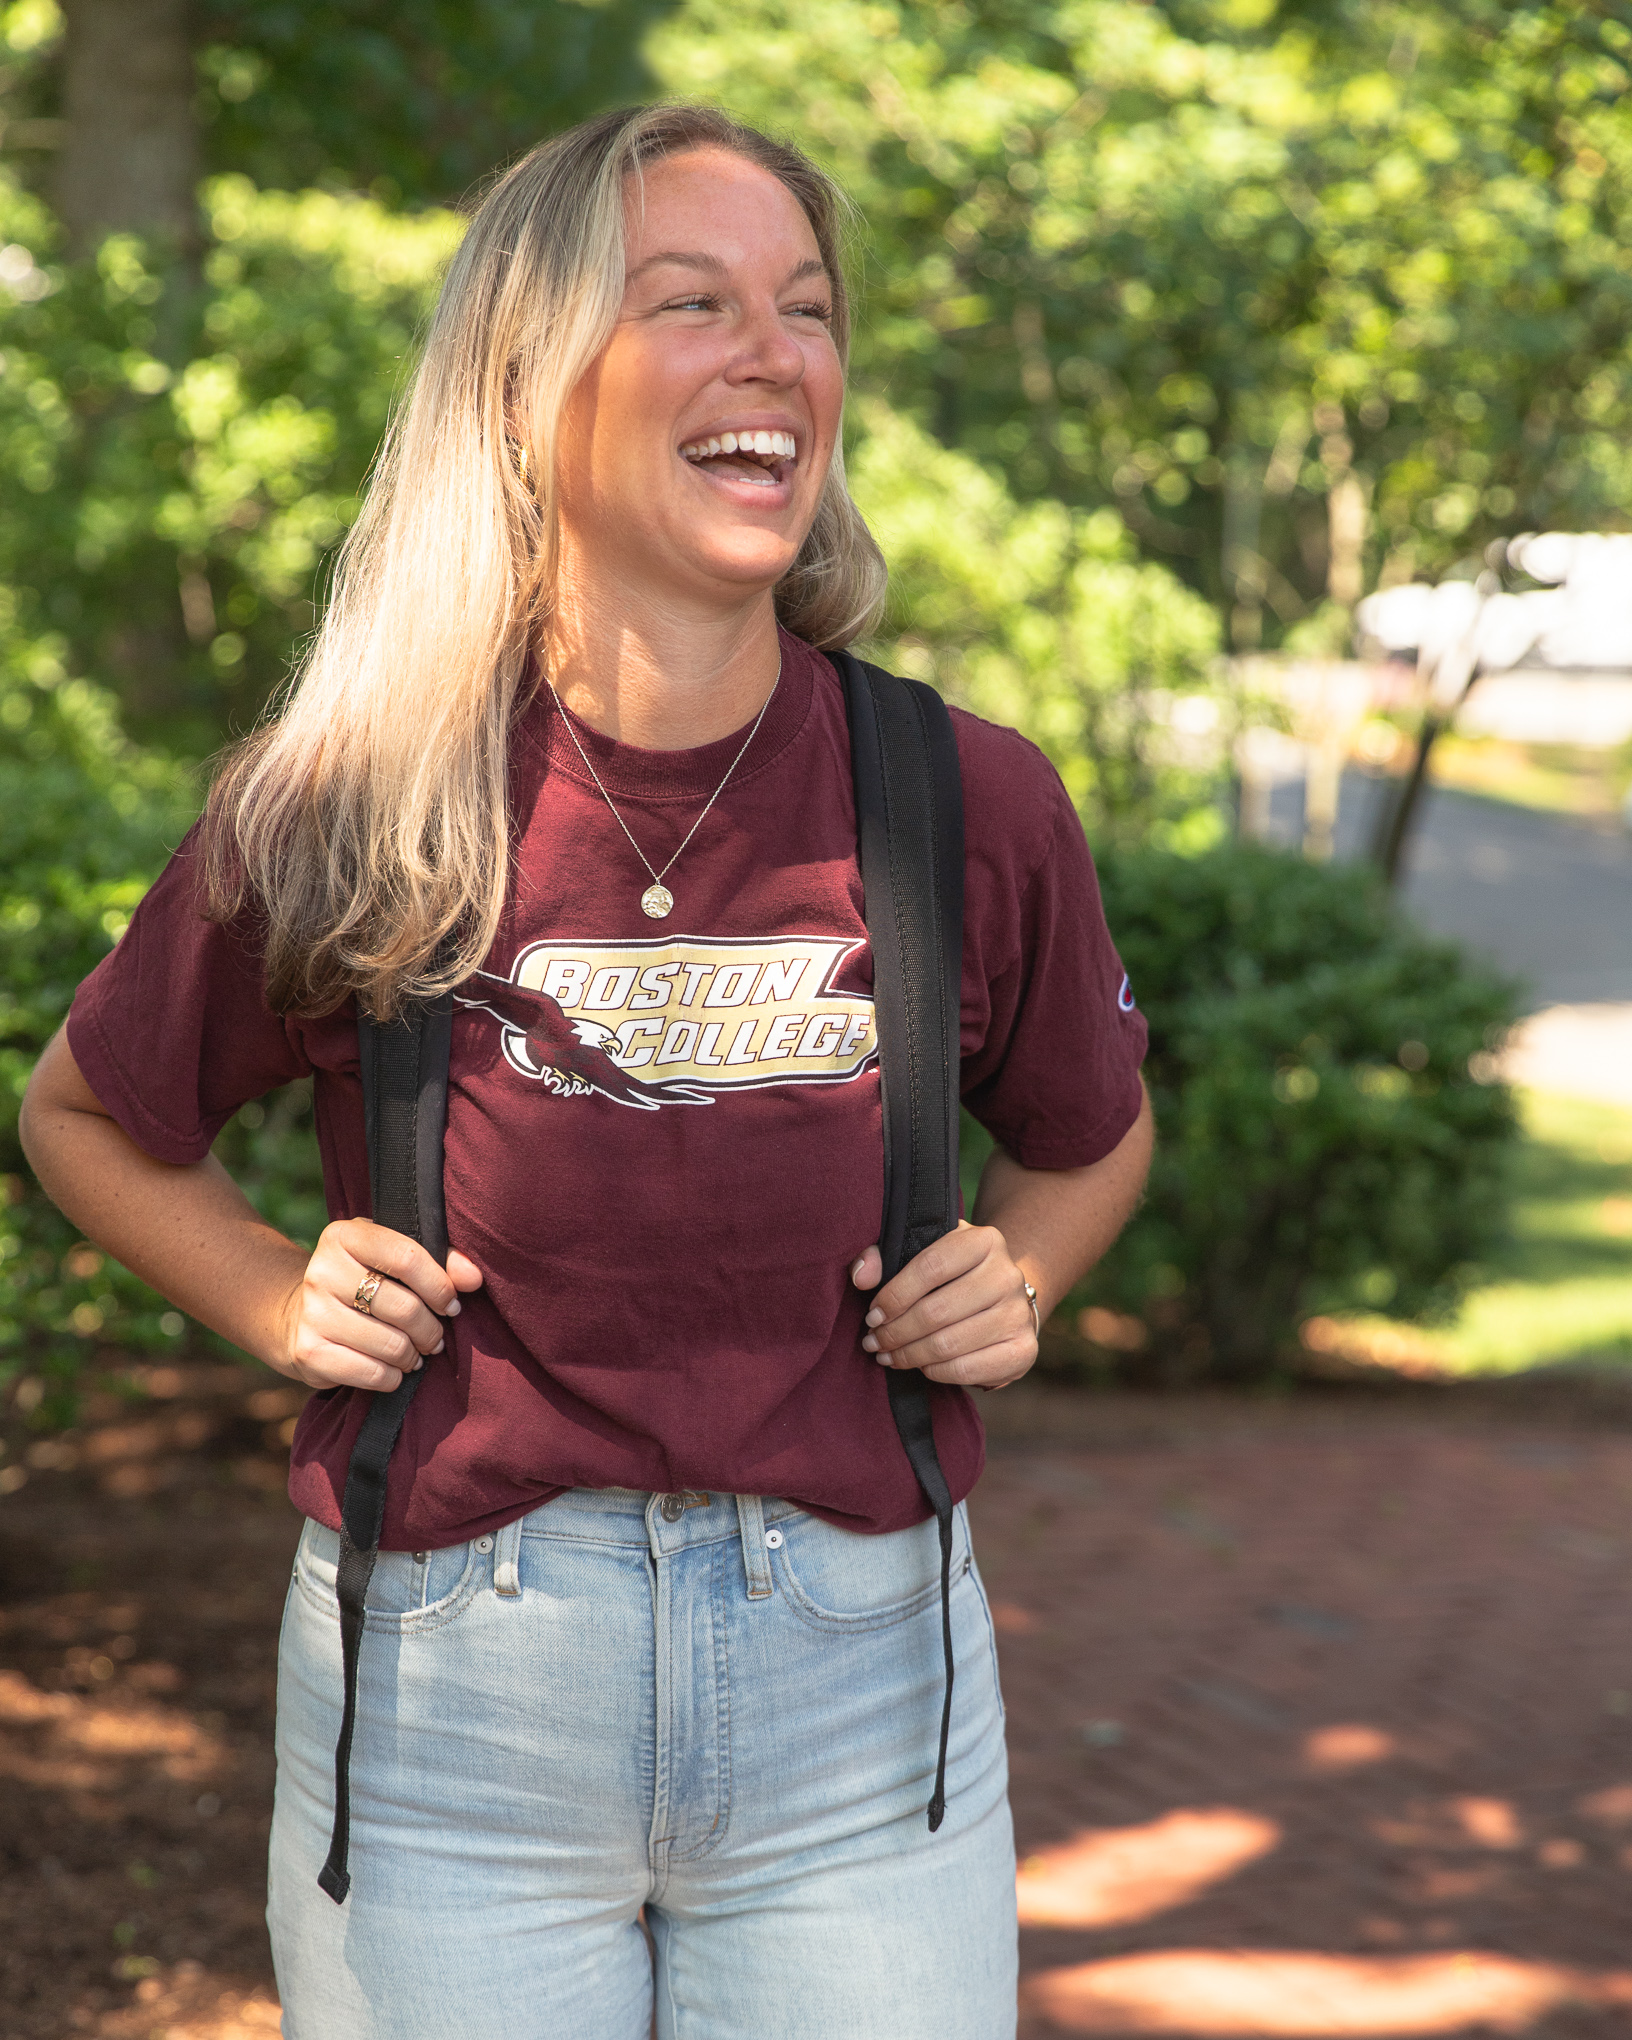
<box><xmin>661</xmin><ymin>293</ymin><xmax>723</xmax><ymax>314</ymax></box>
<box><xmin>787</xmin><ymin>300</ymin><xmax>834</xmax><ymax>323</ymax></box>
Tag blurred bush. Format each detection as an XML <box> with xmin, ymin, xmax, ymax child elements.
<box><xmin>0</xmin><ymin>622</ymin><xmax>324</xmax><ymax>1422</ymax></box>
<box><xmin>853</xmin><ymin>401</ymin><xmax>1226</xmax><ymax>848</ymax></box>
<box><xmin>0</xmin><ymin>167</ymin><xmax>462</xmax><ymax>750</ymax></box>
<box><xmin>1074</xmin><ymin>843</ymin><xmax>1521</xmax><ymax>1379</ymax></box>
<box><xmin>0</xmin><ymin>612</ymin><xmax>186</xmax><ymax>1415</ymax></box>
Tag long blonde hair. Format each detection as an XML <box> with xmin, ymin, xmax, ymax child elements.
<box><xmin>204</xmin><ymin>103</ymin><xmax>887</xmax><ymax>1019</ymax></box>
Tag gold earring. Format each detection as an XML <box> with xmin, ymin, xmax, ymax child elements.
<box><xmin>512</xmin><ymin>439</ymin><xmax>532</xmax><ymax>492</ymax></box>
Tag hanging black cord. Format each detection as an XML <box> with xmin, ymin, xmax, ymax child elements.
<box><xmin>318</xmin><ymin>989</ymin><xmax>452</xmax><ymax>1905</ymax></box>
<box><xmin>885</xmin><ymin>1369</ymin><xmax>957</xmax><ymax>1827</ymax></box>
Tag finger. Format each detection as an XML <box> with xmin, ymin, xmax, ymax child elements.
<box><xmin>330</xmin><ymin>1219</ymin><xmax>461</xmax><ymax>1314</ymax></box>
<box><xmin>865</xmin><ymin>1223</ymin><xmax>990</xmax><ymax>1324</ymax></box>
<box><xmin>290</xmin><ymin>1338</ymin><xmax>412</xmax><ymax>1394</ymax></box>
<box><xmin>863</xmin><ymin>1260</ymin><xmax>1020</xmax><ymax>1355</ymax></box>
<box><xmin>332</xmin><ymin>1269</ymin><xmax>445</xmax><ymax>1356</ymax></box>
<box><xmin>309</xmin><ymin>1289</ymin><xmax>426</xmax><ymax>1374</ymax></box>
<box><xmin>874</xmin><ymin>1298</ymin><xmax>1029</xmax><ymax>1376</ymax></box>
<box><xmin>850</xmin><ymin>1246</ymin><xmax>883</xmax><ymax>1290</ymax></box>
<box><xmin>918</xmin><ymin>1332</ymin><xmax>1037</xmax><ymax>1390</ymax></box>
<box><xmin>932</xmin><ymin>1355</ymin><xmax>1033</xmax><ymax>1391</ymax></box>
<box><xmin>447</xmin><ymin>1249</ymin><xmax>485</xmax><ymax>1294</ymax></box>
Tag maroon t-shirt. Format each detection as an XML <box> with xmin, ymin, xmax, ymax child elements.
<box><xmin>69</xmin><ymin>632</ymin><xmax>1147</xmax><ymax>1547</ymax></box>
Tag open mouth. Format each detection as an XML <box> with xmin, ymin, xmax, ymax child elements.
<box><xmin>680</xmin><ymin>429</ymin><xmax>798</xmax><ymax>489</ymax></box>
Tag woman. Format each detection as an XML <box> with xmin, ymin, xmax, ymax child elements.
<box><xmin>22</xmin><ymin>105</ymin><xmax>1152</xmax><ymax>2039</ymax></box>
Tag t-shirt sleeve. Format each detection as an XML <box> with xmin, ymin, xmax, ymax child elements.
<box><xmin>957</xmin><ymin>724</ymin><xmax>1147</xmax><ymax>1170</ymax></box>
<box><xmin>66</xmin><ymin>822</ymin><xmax>313</xmax><ymax>1165</ymax></box>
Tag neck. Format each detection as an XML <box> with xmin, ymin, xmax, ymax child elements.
<box><xmin>545</xmin><ymin>568</ymin><xmax>783</xmax><ymax>751</ymax></box>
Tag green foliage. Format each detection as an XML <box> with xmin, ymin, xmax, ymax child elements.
<box><xmin>851</xmin><ymin>401</ymin><xmax>1225</xmax><ymax>844</ymax></box>
<box><xmin>0</xmin><ymin>609</ymin><xmax>196</xmax><ymax>1403</ymax></box>
<box><xmin>1</xmin><ymin>0</ymin><xmax>671</xmax><ymax>209</ymax></box>
<box><xmin>197</xmin><ymin>0</ymin><xmax>673</xmax><ymax>204</ymax></box>
<box><xmin>654</xmin><ymin>0</ymin><xmax>1632</xmax><ymax>639</ymax></box>
<box><xmin>0</xmin><ymin>614</ymin><xmax>325</xmax><ymax>1412</ymax></box>
<box><xmin>0</xmin><ymin>168</ymin><xmax>462</xmax><ymax>748</ymax></box>
<box><xmin>1325</xmin><ymin>1091</ymin><xmax>1632</xmax><ymax>1378</ymax></box>
<box><xmin>1081</xmin><ymin>842</ymin><xmax>1522</xmax><ymax>1376</ymax></box>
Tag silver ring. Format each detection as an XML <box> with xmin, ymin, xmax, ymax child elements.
<box><xmin>1022</xmin><ymin>1279</ymin><xmax>1041</xmax><ymax>1342</ymax></box>
<box><xmin>353</xmin><ymin>1269</ymin><xmax>385</xmax><ymax>1316</ymax></box>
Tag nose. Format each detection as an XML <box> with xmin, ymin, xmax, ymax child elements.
<box><xmin>725</xmin><ymin>295</ymin><xmax>806</xmax><ymax>388</ymax></box>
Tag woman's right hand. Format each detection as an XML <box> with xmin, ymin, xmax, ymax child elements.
<box><xmin>275</xmin><ymin>1219</ymin><xmax>485</xmax><ymax>1392</ymax></box>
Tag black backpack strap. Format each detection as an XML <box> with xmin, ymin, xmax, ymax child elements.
<box><xmin>834</xmin><ymin>650</ymin><xmax>965</xmax><ymax>1832</ymax></box>
<box><xmin>317</xmin><ymin>990</ymin><xmax>453</xmax><ymax>1905</ymax></box>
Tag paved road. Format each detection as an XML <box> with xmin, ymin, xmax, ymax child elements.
<box><xmin>1264</xmin><ymin>771</ymin><xmax>1632</xmax><ymax>1012</ymax></box>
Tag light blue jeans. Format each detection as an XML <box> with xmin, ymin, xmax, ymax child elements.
<box><xmin>268</xmin><ymin>1487</ymin><xmax>1017</xmax><ymax>2039</ymax></box>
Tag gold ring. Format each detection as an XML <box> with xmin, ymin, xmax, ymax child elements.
<box><xmin>353</xmin><ymin>1269</ymin><xmax>385</xmax><ymax>1316</ymax></box>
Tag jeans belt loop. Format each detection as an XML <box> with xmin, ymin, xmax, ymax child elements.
<box><xmin>735</xmin><ymin>1493</ymin><xmax>774</xmax><ymax>1601</ymax></box>
<box><xmin>494</xmin><ymin>1515</ymin><xmax>524</xmax><ymax>1599</ymax></box>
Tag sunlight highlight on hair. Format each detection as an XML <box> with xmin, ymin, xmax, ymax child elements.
<box><xmin>203</xmin><ymin>104</ymin><xmax>886</xmax><ymax>1021</ymax></box>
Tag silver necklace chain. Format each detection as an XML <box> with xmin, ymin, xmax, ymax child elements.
<box><xmin>546</xmin><ymin>659</ymin><xmax>778</xmax><ymax>918</ymax></box>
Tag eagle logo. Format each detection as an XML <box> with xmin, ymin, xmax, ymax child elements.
<box><xmin>455</xmin><ymin>970</ymin><xmax>713</xmax><ymax>1111</ymax></box>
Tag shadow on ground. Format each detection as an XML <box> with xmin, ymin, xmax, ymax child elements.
<box><xmin>7</xmin><ymin>1364</ymin><xmax>1632</xmax><ymax>2036</ymax></box>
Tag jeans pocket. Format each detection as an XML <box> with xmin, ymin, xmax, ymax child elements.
<box><xmin>774</xmin><ymin>1506</ymin><xmax>971</xmax><ymax>1634</ymax></box>
<box><xmin>293</xmin><ymin>1519</ymin><xmax>482</xmax><ymax>1633</ymax></box>
<box><xmin>963</xmin><ymin>1546</ymin><xmax>1008</xmax><ymax>1724</ymax></box>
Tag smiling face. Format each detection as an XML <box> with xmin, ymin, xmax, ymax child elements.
<box><xmin>553</xmin><ymin>146</ymin><xmax>845</xmax><ymax>620</ymax></box>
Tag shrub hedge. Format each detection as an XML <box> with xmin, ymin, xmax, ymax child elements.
<box><xmin>1081</xmin><ymin>841</ymin><xmax>1521</xmax><ymax>1376</ymax></box>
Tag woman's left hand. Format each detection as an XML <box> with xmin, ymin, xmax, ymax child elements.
<box><xmin>850</xmin><ymin>1223</ymin><xmax>1037</xmax><ymax>1391</ymax></box>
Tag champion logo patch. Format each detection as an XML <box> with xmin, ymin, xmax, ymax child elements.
<box><xmin>457</xmin><ymin>936</ymin><xmax>878</xmax><ymax>1110</ymax></box>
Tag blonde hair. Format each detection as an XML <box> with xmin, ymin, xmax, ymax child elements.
<box><xmin>204</xmin><ymin>103</ymin><xmax>887</xmax><ymax>1019</ymax></box>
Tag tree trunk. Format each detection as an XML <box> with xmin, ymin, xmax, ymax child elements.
<box><xmin>1373</xmin><ymin>707</ymin><xmax>1446</xmax><ymax>884</ymax></box>
<box><xmin>1326</xmin><ymin>470</ymin><xmax>1367</xmax><ymax>607</ymax></box>
<box><xmin>55</xmin><ymin>0</ymin><xmax>198</xmax><ymax>255</ymax></box>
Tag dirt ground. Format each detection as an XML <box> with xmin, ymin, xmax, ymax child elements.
<box><xmin>6</xmin><ymin>1362</ymin><xmax>1632</xmax><ymax>2039</ymax></box>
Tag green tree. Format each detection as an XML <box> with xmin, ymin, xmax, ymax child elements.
<box><xmin>0</xmin><ymin>165</ymin><xmax>461</xmax><ymax>745</ymax></box>
<box><xmin>5</xmin><ymin>0</ymin><xmax>670</xmax><ymax>237</ymax></box>
<box><xmin>851</xmin><ymin>399</ymin><xmax>1223</xmax><ymax>843</ymax></box>
<box><xmin>654</xmin><ymin>0</ymin><xmax>1632</xmax><ymax>647</ymax></box>
<box><xmin>198</xmin><ymin>0</ymin><xmax>674</xmax><ymax>203</ymax></box>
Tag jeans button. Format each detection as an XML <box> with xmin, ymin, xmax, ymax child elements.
<box><xmin>659</xmin><ymin>1494</ymin><xmax>685</xmax><ymax>1523</ymax></box>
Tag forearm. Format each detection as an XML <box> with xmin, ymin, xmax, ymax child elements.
<box><xmin>21</xmin><ymin>1035</ymin><xmax>307</xmax><ymax>1369</ymax></box>
<box><xmin>970</xmin><ymin>1085</ymin><xmax>1154</xmax><ymax>1316</ymax></box>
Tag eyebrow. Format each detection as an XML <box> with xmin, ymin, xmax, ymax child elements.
<box><xmin>627</xmin><ymin>251</ymin><xmax>831</xmax><ymax>288</ymax></box>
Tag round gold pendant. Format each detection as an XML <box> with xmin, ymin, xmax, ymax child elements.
<box><xmin>641</xmin><ymin>883</ymin><xmax>674</xmax><ymax>920</ymax></box>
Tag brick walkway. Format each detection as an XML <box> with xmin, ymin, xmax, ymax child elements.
<box><xmin>5</xmin><ymin>1371</ymin><xmax>1632</xmax><ymax>2035</ymax></box>
<box><xmin>977</xmin><ymin>1384</ymin><xmax>1632</xmax><ymax>2038</ymax></box>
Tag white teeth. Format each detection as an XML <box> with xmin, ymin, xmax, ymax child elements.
<box><xmin>679</xmin><ymin>429</ymin><xmax>799</xmax><ymax>465</ymax></box>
